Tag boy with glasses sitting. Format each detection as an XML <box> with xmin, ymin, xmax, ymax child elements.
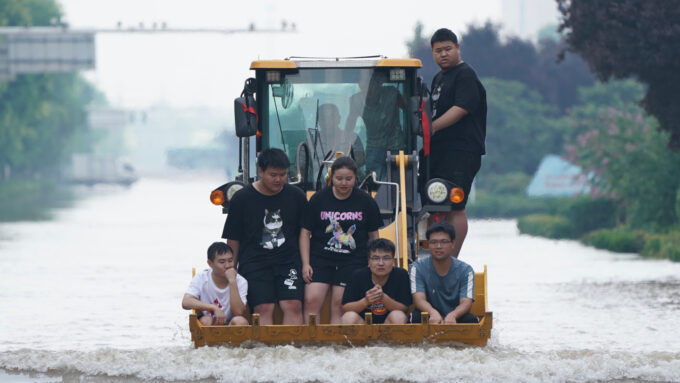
<box><xmin>410</xmin><ymin>222</ymin><xmax>479</xmax><ymax>324</ymax></box>
<box><xmin>340</xmin><ymin>238</ymin><xmax>412</xmax><ymax>324</ymax></box>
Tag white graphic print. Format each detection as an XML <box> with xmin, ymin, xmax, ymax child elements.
<box><xmin>283</xmin><ymin>268</ymin><xmax>298</xmax><ymax>290</ymax></box>
<box><xmin>431</xmin><ymin>84</ymin><xmax>441</xmax><ymax>119</ymax></box>
<box><xmin>260</xmin><ymin>209</ymin><xmax>286</xmax><ymax>249</ymax></box>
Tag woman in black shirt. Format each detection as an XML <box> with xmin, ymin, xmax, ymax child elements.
<box><xmin>300</xmin><ymin>157</ymin><xmax>382</xmax><ymax>324</ymax></box>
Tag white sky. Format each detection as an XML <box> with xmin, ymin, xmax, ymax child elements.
<box><xmin>59</xmin><ymin>0</ymin><xmax>506</xmax><ymax>109</ymax></box>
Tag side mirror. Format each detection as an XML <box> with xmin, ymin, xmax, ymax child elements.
<box><xmin>234</xmin><ymin>95</ymin><xmax>258</xmax><ymax>138</ymax></box>
<box><xmin>234</xmin><ymin>78</ymin><xmax>258</xmax><ymax>138</ymax></box>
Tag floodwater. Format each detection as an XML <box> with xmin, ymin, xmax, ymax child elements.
<box><xmin>0</xmin><ymin>176</ymin><xmax>679</xmax><ymax>383</ymax></box>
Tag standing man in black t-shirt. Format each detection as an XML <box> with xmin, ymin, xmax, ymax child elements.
<box><xmin>426</xmin><ymin>28</ymin><xmax>487</xmax><ymax>258</ymax></box>
<box><xmin>222</xmin><ymin>148</ymin><xmax>306</xmax><ymax>325</ymax></box>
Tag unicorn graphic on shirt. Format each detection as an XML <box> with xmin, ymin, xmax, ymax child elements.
<box><xmin>325</xmin><ymin>218</ymin><xmax>356</xmax><ymax>250</ymax></box>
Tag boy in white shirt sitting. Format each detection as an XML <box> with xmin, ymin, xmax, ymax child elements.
<box><xmin>182</xmin><ymin>242</ymin><xmax>249</xmax><ymax>325</ymax></box>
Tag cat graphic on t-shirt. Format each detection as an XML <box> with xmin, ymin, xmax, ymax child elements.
<box><xmin>260</xmin><ymin>208</ymin><xmax>286</xmax><ymax>249</ymax></box>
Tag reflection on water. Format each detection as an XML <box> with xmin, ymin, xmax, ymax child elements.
<box><xmin>1</xmin><ymin>176</ymin><xmax>679</xmax><ymax>383</ymax></box>
<box><xmin>559</xmin><ymin>280</ymin><xmax>680</xmax><ymax>310</ymax></box>
<box><xmin>0</xmin><ymin>180</ymin><xmax>75</xmax><ymax>222</ymax></box>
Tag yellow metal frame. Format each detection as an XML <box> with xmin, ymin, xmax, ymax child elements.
<box><xmin>250</xmin><ymin>60</ymin><xmax>297</xmax><ymax>69</ymax></box>
<box><xmin>395</xmin><ymin>151</ymin><xmax>409</xmax><ymax>268</ymax></box>
<box><xmin>249</xmin><ymin>58</ymin><xmax>421</xmax><ymax>70</ymax></box>
<box><xmin>376</xmin><ymin>58</ymin><xmax>422</xmax><ymax>67</ymax></box>
<box><xmin>188</xmin><ymin>266</ymin><xmax>491</xmax><ymax>347</ymax></box>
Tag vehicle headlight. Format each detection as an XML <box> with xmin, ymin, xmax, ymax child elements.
<box><xmin>426</xmin><ymin>181</ymin><xmax>448</xmax><ymax>203</ymax></box>
<box><xmin>226</xmin><ymin>183</ymin><xmax>244</xmax><ymax>201</ymax></box>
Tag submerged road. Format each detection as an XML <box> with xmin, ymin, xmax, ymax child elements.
<box><xmin>1</xmin><ymin>175</ymin><xmax>679</xmax><ymax>383</ymax></box>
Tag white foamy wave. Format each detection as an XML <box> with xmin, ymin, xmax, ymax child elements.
<box><xmin>1</xmin><ymin>345</ymin><xmax>679</xmax><ymax>383</ymax></box>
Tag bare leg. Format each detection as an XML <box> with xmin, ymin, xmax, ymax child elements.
<box><xmin>253</xmin><ymin>303</ymin><xmax>275</xmax><ymax>325</ymax></box>
<box><xmin>304</xmin><ymin>282</ymin><xmax>330</xmax><ymax>324</ymax></box>
<box><xmin>341</xmin><ymin>311</ymin><xmax>363</xmax><ymax>324</ymax></box>
<box><xmin>279</xmin><ymin>299</ymin><xmax>303</xmax><ymax>325</ymax></box>
<box><xmin>330</xmin><ymin>285</ymin><xmax>346</xmax><ymax>324</ymax></box>
<box><xmin>446</xmin><ymin>209</ymin><xmax>468</xmax><ymax>258</ymax></box>
<box><xmin>199</xmin><ymin>315</ymin><xmax>214</xmax><ymax>326</ymax></box>
<box><xmin>384</xmin><ymin>310</ymin><xmax>408</xmax><ymax>324</ymax></box>
<box><xmin>229</xmin><ymin>316</ymin><xmax>249</xmax><ymax>326</ymax></box>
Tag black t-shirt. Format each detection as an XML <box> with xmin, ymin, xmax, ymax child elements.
<box><xmin>222</xmin><ymin>183</ymin><xmax>307</xmax><ymax>274</ymax></box>
<box><xmin>302</xmin><ymin>187</ymin><xmax>382</xmax><ymax>267</ymax></box>
<box><xmin>430</xmin><ymin>62</ymin><xmax>487</xmax><ymax>155</ymax></box>
<box><xmin>341</xmin><ymin>267</ymin><xmax>412</xmax><ymax>324</ymax></box>
<box><xmin>352</xmin><ymin>86</ymin><xmax>405</xmax><ymax>151</ymax></box>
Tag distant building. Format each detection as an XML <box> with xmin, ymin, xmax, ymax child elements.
<box><xmin>501</xmin><ymin>0</ymin><xmax>560</xmax><ymax>41</ymax></box>
<box><xmin>527</xmin><ymin>155</ymin><xmax>591</xmax><ymax>197</ymax></box>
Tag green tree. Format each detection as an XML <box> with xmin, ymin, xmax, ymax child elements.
<box><xmin>406</xmin><ymin>21</ymin><xmax>439</xmax><ymax>86</ymax></box>
<box><xmin>0</xmin><ymin>0</ymin><xmax>60</xmax><ymax>26</ymax></box>
<box><xmin>482</xmin><ymin>78</ymin><xmax>563</xmax><ymax>175</ymax></box>
<box><xmin>558</xmin><ymin>0</ymin><xmax>680</xmax><ymax>149</ymax></box>
<box><xmin>564</xmin><ymin>80</ymin><xmax>680</xmax><ymax>229</ymax></box>
<box><xmin>0</xmin><ymin>0</ymin><xmax>102</xmax><ymax>178</ymax></box>
<box><xmin>407</xmin><ymin>22</ymin><xmax>594</xmax><ymax>113</ymax></box>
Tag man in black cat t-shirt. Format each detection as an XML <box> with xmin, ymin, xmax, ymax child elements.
<box><xmin>222</xmin><ymin>148</ymin><xmax>306</xmax><ymax>325</ymax></box>
<box><xmin>424</xmin><ymin>27</ymin><xmax>487</xmax><ymax>259</ymax></box>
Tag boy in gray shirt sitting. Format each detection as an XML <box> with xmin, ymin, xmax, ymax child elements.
<box><xmin>410</xmin><ymin>222</ymin><xmax>478</xmax><ymax>324</ymax></box>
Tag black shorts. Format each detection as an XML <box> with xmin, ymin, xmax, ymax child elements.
<box><xmin>421</xmin><ymin>149</ymin><xmax>481</xmax><ymax>210</ymax></box>
<box><xmin>242</xmin><ymin>263</ymin><xmax>304</xmax><ymax>308</ymax></box>
<box><xmin>310</xmin><ymin>261</ymin><xmax>365</xmax><ymax>287</ymax></box>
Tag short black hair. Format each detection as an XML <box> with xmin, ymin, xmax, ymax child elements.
<box><xmin>257</xmin><ymin>148</ymin><xmax>290</xmax><ymax>171</ymax></box>
<box><xmin>426</xmin><ymin>222</ymin><xmax>456</xmax><ymax>241</ymax></box>
<box><xmin>367</xmin><ymin>238</ymin><xmax>395</xmax><ymax>257</ymax></box>
<box><xmin>207</xmin><ymin>242</ymin><xmax>233</xmax><ymax>262</ymax></box>
<box><xmin>431</xmin><ymin>28</ymin><xmax>458</xmax><ymax>47</ymax></box>
<box><xmin>330</xmin><ymin>156</ymin><xmax>358</xmax><ymax>177</ymax></box>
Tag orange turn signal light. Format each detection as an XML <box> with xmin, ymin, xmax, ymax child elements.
<box><xmin>449</xmin><ymin>187</ymin><xmax>465</xmax><ymax>204</ymax></box>
<box><xmin>210</xmin><ymin>190</ymin><xmax>225</xmax><ymax>205</ymax></box>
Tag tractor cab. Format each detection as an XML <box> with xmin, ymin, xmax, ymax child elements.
<box><xmin>211</xmin><ymin>56</ymin><xmax>465</xmax><ymax>263</ymax></box>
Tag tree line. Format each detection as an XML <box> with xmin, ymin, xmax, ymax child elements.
<box><xmin>408</xmin><ymin>10</ymin><xmax>680</xmax><ymax>233</ymax></box>
<box><xmin>0</xmin><ymin>0</ymin><xmax>102</xmax><ymax>180</ymax></box>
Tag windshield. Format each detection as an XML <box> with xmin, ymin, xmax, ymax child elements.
<box><xmin>258</xmin><ymin>67</ymin><xmax>413</xmax><ymax>185</ymax></box>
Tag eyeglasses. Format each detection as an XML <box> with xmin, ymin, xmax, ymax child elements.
<box><xmin>369</xmin><ymin>256</ymin><xmax>394</xmax><ymax>263</ymax></box>
<box><xmin>428</xmin><ymin>239</ymin><xmax>452</xmax><ymax>246</ymax></box>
